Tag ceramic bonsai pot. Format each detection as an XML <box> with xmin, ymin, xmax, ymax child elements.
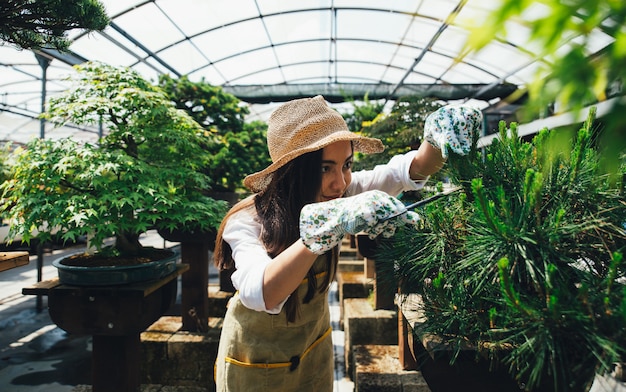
<box><xmin>52</xmin><ymin>248</ymin><xmax>179</xmax><ymax>286</ymax></box>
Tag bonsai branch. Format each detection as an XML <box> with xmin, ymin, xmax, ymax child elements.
<box><xmin>59</xmin><ymin>178</ymin><xmax>95</xmax><ymax>194</ymax></box>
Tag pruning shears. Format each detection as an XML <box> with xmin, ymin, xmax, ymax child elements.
<box><xmin>381</xmin><ymin>186</ymin><xmax>463</xmax><ymax>222</ymax></box>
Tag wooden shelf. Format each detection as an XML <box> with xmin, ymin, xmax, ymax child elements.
<box><xmin>22</xmin><ymin>263</ymin><xmax>189</xmax><ymax>297</ymax></box>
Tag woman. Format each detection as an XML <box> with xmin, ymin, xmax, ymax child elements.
<box><xmin>213</xmin><ymin>95</ymin><xmax>481</xmax><ymax>391</ymax></box>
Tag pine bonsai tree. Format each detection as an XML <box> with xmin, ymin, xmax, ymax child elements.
<box><xmin>0</xmin><ymin>0</ymin><xmax>109</xmax><ymax>51</ymax></box>
<box><xmin>377</xmin><ymin>108</ymin><xmax>625</xmax><ymax>391</ymax></box>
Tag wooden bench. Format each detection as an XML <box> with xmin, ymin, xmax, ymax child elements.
<box><xmin>23</xmin><ymin>264</ymin><xmax>189</xmax><ymax>392</ymax></box>
<box><xmin>0</xmin><ymin>251</ymin><xmax>29</xmax><ymax>272</ymax></box>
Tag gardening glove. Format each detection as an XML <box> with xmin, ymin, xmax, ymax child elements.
<box><xmin>299</xmin><ymin>190</ymin><xmax>420</xmax><ymax>255</ymax></box>
<box><xmin>424</xmin><ymin>105</ymin><xmax>483</xmax><ymax>158</ymax></box>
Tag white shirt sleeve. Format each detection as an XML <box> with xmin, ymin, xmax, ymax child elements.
<box><xmin>347</xmin><ymin>150</ymin><xmax>427</xmax><ymax>196</ymax></box>
<box><xmin>222</xmin><ymin>208</ymin><xmax>287</xmax><ymax>314</ymax></box>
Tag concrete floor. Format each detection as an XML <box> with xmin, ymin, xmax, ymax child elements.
<box><xmin>0</xmin><ymin>238</ymin><xmax>94</xmax><ymax>392</ymax></box>
<box><xmin>0</xmin><ymin>231</ymin><xmax>355</xmax><ymax>392</ymax></box>
<box><xmin>0</xmin><ymin>230</ymin><xmax>624</xmax><ymax>392</ymax></box>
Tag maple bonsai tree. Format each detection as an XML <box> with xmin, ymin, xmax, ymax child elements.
<box><xmin>0</xmin><ymin>62</ymin><xmax>229</xmax><ymax>258</ymax></box>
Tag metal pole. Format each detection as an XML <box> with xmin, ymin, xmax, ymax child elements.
<box><xmin>36</xmin><ymin>243</ymin><xmax>43</xmax><ymax>312</ymax></box>
<box><xmin>34</xmin><ymin>53</ymin><xmax>51</xmax><ymax>312</ymax></box>
<box><xmin>35</xmin><ymin>53</ymin><xmax>51</xmax><ymax>139</ymax></box>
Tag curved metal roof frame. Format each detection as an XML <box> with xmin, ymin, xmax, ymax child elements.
<box><xmin>98</xmin><ymin>3</ymin><xmax>533</xmax><ymax>98</ymax></box>
<box><xmin>0</xmin><ymin>0</ymin><xmax>617</xmax><ymax>144</ymax></box>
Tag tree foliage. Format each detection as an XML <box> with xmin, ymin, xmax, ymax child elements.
<box><xmin>158</xmin><ymin>75</ymin><xmax>271</xmax><ymax>192</ymax></box>
<box><xmin>0</xmin><ymin>0</ymin><xmax>109</xmax><ymax>50</ymax></box>
<box><xmin>377</xmin><ymin>110</ymin><xmax>626</xmax><ymax>391</ymax></box>
<box><xmin>158</xmin><ymin>75</ymin><xmax>246</xmax><ymax>133</ymax></box>
<box><xmin>342</xmin><ymin>94</ymin><xmax>385</xmax><ymax>134</ymax></box>
<box><xmin>466</xmin><ymin>0</ymin><xmax>626</xmax><ymax>174</ymax></box>
<box><xmin>0</xmin><ymin>143</ymin><xmax>13</xmax><ymax>186</ymax></box>
<box><xmin>0</xmin><ymin>62</ymin><xmax>229</xmax><ymax>256</ymax></box>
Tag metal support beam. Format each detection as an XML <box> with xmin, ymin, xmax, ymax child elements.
<box><xmin>222</xmin><ymin>82</ymin><xmax>518</xmax><ymax>104</ymax></box>
<box><xmin>35</xmin><ymin>53</ymin><xmax>51</xmax><ymax>139</ymax></box>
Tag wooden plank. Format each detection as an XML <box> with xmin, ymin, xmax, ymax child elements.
<box><xmin>398</xmin><ymin>294</ymin><xmax>426</xmax><ymax>328</ymax></box>
<box><xmin>22</xmin><ymin>277</ymin><xmax>61</xmax><ymax>295</ymax></box>
<box><xmin>397</xmin><ymin>294</ymin><xmax>425</xmax><ymax>369</ymax></box>
<box><xmin>398</xmin><ymin>307</ymin><xmax>418</xmax><ymax>370</ymax></box>
<box><xmin>180</xmin><ymin>241</ymin><xmax>210</xmax><ymax>332</ymax></box>
<box><xmin>0</xmin><ymin>251</ymin><xmax>30</xmax><ymax>272</ymax></box>
<box><xmin>23</xmin><ymin>264</ymin><xmax>189</xmax><ymax>298</ymax></box>
<box><xmin>143</xmin><ymin>263</ymin><xmax>189</xmax><ymax>297</ymax></box>
<box><xmin>92</xmin><ymin>334</ymin><xmax>141</xmax><ymax>392</ymax></box>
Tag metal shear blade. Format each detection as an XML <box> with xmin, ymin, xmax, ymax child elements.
<box><xmin>381</xmin><ymin>186</ymin><xmax>463</xmax><ymax>222</ymax></box>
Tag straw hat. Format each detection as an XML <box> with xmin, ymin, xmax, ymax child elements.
<box><xmin>243</xmin><ymin>95</ymin><xmax>384</xmax><ymax>192</ymax></box>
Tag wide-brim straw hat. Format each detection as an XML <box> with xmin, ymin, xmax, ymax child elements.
<box><xmin>243</xmin><ymin>95</ymin><xmax>384</xmax><ymax>192</ymax></box>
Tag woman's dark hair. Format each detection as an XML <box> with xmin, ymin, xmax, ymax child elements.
<box><xmin>214</xmin><ymin>149</ymin><xmax>338</xmax><ymax>322</ymax></box>
<box><xmin>256</xmin><ymin>149</ymin><xmax>322</xmax><ymax>254</ymax></box>
<box><xmin>256</xmin><ymin>149</ymin><xmax>338</xmax><ymax>322</ymax></box>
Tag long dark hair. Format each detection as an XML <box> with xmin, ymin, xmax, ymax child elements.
<box><xmin>214</xmin><ymin>149</ymin><xmax>338</xmax><ymax>322</ymax></box>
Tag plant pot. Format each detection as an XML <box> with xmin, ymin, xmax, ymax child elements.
<box><xmin>415</xmin><ymin>339</ymin><xmax>523</xmax><ymax>392</ymax></box>
<box><xmin>356</xmin><ymin>233</ymin><xmax>379</xmax><ymax>258</ymax></box>
<box><xmin>52</xmin><ymin>248</ymin><xmax>179</xmax><ymax>286</ymax></box>
<box><xmin>401</xmin><ymin>294</ymin><xmax>602</xmax><ymax>392</ymax></box>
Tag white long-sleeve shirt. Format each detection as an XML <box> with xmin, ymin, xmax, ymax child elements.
<box><xmin>222</xmin><ymin>150</ymin><xmax>426</xmax><ymax>314</ymax></box>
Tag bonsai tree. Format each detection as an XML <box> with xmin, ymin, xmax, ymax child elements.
<box><xmin>0</xmin><ymin>62</ymin><xmax>229</xmax><ymax>258</ymax></box>
<box><xmin>0</xmin><ymin>0</ymin><xmax>109</xmax><ymax>50</ymax></box>
<box><xmin>158</xmin><ymin>75</ymin><xmax>271</xmax><ymax>193</ymax></box>
<box><xmin>0</xmin><ymin>143</ymin><xmax>13</xmax><ymax>185</ymax></box>
<box><xmin>377</xmin><ymin>109</ymin><xmax>625</xmax><ymax>391</ymax></box>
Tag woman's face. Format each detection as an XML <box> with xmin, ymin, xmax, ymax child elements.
<box><xmin>317</xmin><ymin>140</ymin><xmax>353</xmax><ymax>202</ymax></box>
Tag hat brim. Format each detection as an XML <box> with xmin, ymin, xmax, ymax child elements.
<box><xmin>243</xmin><ymin>131</ymin><xmax>384</xmax><ymax>192</ymax></box>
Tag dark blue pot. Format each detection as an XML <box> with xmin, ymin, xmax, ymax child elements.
<box><xmin>52</xmin><ymin>249</ymin><xmax>179</xmax><ymax>286</ymax></box>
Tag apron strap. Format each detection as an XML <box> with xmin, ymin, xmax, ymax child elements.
<box><xmin>224</xmin><ymin>326</ymin><xmax>332</xmax><ymax>372</ymax></box>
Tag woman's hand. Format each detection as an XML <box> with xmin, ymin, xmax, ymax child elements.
<box><xmin>424</xmin><ymin>105</ymin><xmax>483</xmax><ymax>158</ymax></box>
<box><xmin>299</xmin><ymin>190</ymin><xmax>420</xmax><ymax>255</ymax></box>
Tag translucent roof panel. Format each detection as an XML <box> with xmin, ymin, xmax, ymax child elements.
<box><xmin>0</xmin><ymin>0</ymin><xmax>617</xmax><ymax>144</ymax></box>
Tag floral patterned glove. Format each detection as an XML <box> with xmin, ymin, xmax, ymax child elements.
<box><xmin>299</xmin><ymin>190</ymin><xmax>420</xmax><ymax>255</ymax></box>
<box><xmin>424</xmin><ymin>105</ymin><xmax>483</xmax><ymax>158</ymax></box>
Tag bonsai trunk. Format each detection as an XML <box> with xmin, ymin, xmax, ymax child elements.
<box><xmin>115</xmin><ymin>232</ymin><xmax>144</xmax><ymax>255</ymax></box>
<box><xmin>114</xmin><ymin>207</ymin><xmax>144</xmax><ymax>255</ymax></box>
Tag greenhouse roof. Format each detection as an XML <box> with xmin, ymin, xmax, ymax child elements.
<box><xmin>0</xmin><ymin>0</ymin><xmax>618</xmax><ymax>145</ymax></box>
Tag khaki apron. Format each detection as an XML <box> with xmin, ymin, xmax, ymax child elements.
<box><xmin>215</xmin><ymin>256</ymin><xmax>334</xmax><ymax>391</ymax></box>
